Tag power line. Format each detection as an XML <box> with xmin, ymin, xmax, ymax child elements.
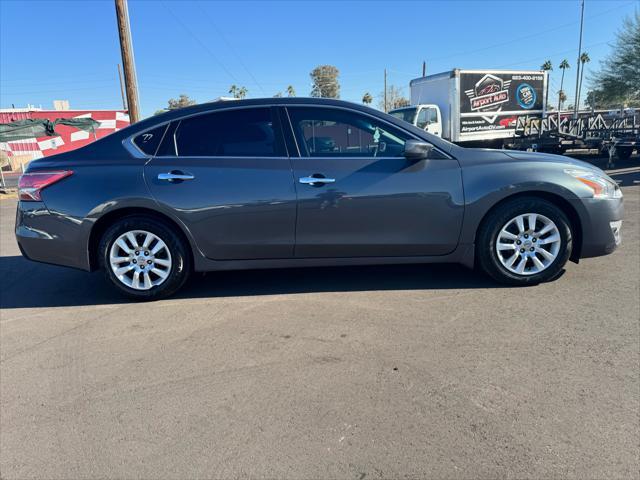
<box><xmin>1</xmin><ymin>84</ymin><xmax>117</xmax><ymax>96</ymax></box>
<box><xmin>194</xmin><ymin>2</ymin><xmax>267</xmax><ymax>95</ymax></box>
<box><xmin>161</xmin><ymin>1</ymin><xmax>239</xmax><ymax>84</ymax></box>
<box><xmin>494</xmin><ymin>40</ymin><xmax>608</xmax><ymax>69</ymax></box>
<box><xmin>427</xmin><ymin>0</ymin><xmax>633</xmax><ymax>62</ymax></box>
<box><xmin>0</xmin><ymin>74</ymin><xmax>116</xmax><ymax>86</ymax></box>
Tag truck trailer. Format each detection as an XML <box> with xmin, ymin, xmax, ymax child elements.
<box><xmin>390</xmin><ymin>69</ymin><xmax>547</xmax><ymax>147</ymax></box>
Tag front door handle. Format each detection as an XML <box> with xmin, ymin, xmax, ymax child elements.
<box><xmin>299</xmin><ymin>175</ymin><xmax>336</xmax><ymax>185</ymax></box>
<box><xmin>158</xmin><ymin>171</ymin><xmax>195</xmax><ymax>182</ymax></box>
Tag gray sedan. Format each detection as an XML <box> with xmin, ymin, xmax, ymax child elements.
<box><xmin>15</xmin><ymin>98</ymin><xmax>623</xmax><ymax>300</ymax></box>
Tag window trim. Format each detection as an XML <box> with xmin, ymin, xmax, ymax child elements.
<box><xmin>123</xmin><ymin>103</ymin><xmax>452</xmax><ymax>160</ymax></box>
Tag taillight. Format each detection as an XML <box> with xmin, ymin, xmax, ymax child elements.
<box><xmin>18</xmin><ymin>171</ymin><xmax>73</xmax><ymax>201</ymax></box>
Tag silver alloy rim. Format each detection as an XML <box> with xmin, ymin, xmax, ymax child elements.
<box><xmin>496</xmin><ymin>213</ymin><xmax>561</xmax><ymax>276</ymax></box>
<box><xmin>109</xmin><ymin>230</ymin><xmax>172</xmax><ymax>290</ymax></box>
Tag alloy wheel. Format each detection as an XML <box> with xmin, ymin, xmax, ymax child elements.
<box><xmin>495</xmin><ymin>213</ymin><xmax>561</xmax><ymax>276</ymax></box>
<box><xmin>109</xmin><ymin>230</ymin><xmax>172</xmax><ymax>290</ymax></box>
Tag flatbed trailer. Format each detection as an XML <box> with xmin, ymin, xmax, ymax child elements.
<box><xmin>505</xmin><ymin>109</ymin><xmax>639</xmax><ymax>161</ymax></box>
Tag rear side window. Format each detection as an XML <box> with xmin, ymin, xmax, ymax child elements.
<box><xmin>133</xmin><ymin>124</ymin><xmax>167</xmax><ymax>155</ymax></box>
<box><xmin>168</xmin><ymin>108</ymin><xmax>281</xmax><ymax>157</ymax></box>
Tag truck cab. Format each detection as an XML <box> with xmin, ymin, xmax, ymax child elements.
<box><xmin>389</xmin><ymin>104</ymin><xmax>442</xmax><ymax>137</ymax></box>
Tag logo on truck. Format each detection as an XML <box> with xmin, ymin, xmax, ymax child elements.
<box><xmin>516</xmin><ymin>83</ymin><xmax>536</xmax><ymax>109</ymax></box>
<box><xmin>464</xmin><ymin>74</ymin><xmax>512</xmax><ymax>123</ymax></box>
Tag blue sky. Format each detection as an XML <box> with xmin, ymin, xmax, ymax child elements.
<box><xmin>1</xmin><ymin>0</ymin><xmax>637</xmax><ymax>117</ymax></box>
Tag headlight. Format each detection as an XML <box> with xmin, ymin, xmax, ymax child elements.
<box><xmin>564</xmin><ymin>169</ymin><xmax>622</xmax><ymax>199</ymax></box>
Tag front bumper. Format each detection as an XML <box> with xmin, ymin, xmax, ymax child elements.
<box><xmin>570</xmin><ymin>196</ymin><xmax>624</xmax><ymax>259</ymax></box>
<box><xmin>15</xmin><ymin>201</ymin><xmax>90</xmax><ymax>271</ymax></box>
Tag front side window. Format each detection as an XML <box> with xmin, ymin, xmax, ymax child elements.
<box><xmin>165</xmin><ymin>108</ymin><xmax>280</xmax><ymax>157</ymax></box>
<box><xmin>288</xmin><ymin>107</ymin><xmax>409</xmax><ymax>157</ymax></box>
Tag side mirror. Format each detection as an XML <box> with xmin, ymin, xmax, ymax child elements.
<box><xmin>403</xmin><ymin>139</ymin><xmax>433</xmax><ymax>161</ymax></box>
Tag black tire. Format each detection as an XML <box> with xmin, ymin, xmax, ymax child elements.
<box><xmin>476</xmin><ymin>197</ymin><xmax>572</xmax><ymax>286</ymax></box>
<box><xmin>616</xmin><ymin>147</ymin><xmax>633</xmax><ymax>161</ymax></box>
<box><xmin>98</xmin><ymin>215</ymin><xmax>191</xmax><ymax>300</ymax></box>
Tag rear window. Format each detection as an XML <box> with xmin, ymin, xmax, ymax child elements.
<box><xmin>133</xmin><ymin>124</ymin><xmax>167</xmax><ymax>155</ymax></box>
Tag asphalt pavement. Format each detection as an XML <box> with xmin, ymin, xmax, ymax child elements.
<box><xmin>1</xmin><ymin>163</ymin><xmax>638</xmax><ymax>479</ymax></box>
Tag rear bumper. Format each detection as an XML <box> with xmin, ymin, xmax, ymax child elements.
<box><xmin>571</xmin><ymin>196</ymin><xmax>624</xmax><ymax>259</ymax></box>
<box><xmin>15</xmin><ymin>201</ymin><xmax>90</xmax><ymax>271</ymax></box>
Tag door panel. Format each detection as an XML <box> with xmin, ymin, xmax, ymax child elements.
<box><xmin>143</xmin><ymin>107</ymin><xmax>296</xmax><ymax>260</ymax></box>
<box><xmin>285</xmin><ymin>106</ymin><xmax>464</xmax><ymax>258</ymax></box>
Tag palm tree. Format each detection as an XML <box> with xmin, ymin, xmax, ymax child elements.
<box><xmin>541</xmin><ymin>60</ymin><xmax>552</xmax><ymax>111</ymax></box>
<box><xmin>558</xmin><ymin>59</ymin><xmax>570</xmax><ymax>110</ymax></box>
<box><xmin>362</xmin><ymin>92</ymin><xmax>373</xmax><ymax>105</ymax></box>
<box><xmin>228</xmin><ymin>85</ymin><xmax>248</xmax><ymax>99</ymax></box>
<box><xmin>577</xmin><ymin>52</ymin><xmax>590</xmax><ymax>111</ymax></box>
<box><xmin>286</xmin><ymin>85</ymin><xmax>296</xmax><ymax>97</ymax></box>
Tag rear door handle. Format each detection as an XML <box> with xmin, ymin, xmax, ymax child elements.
<box><xmin>299</xmin><ymin>176</ymin><xmax>336</xmax><ymax>185</ymax></box>
<box><xmin>158</xmin><ymin>171</ymin><xmax>195</xmax><ymax>182</ymax></box>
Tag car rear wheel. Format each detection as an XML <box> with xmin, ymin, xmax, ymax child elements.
<box><xmin>99</xmin><ymin>216</ymin><xmax>191</xmax><ymax>300</ymax></box>
<box><xmin>477</xmin><ymin>197</ymin><xmax>572</xmax><ymax>285</ymax></box>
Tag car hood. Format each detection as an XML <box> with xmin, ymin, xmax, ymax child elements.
<box><xmin>457</xmin><ymin>148</ymin><xmax>605</xmax><ymax>173</ymax></box>
<box><xmin>503</xmin><ymin>150</ymin><xmax>602</xmax><ymax>171</ymax></box>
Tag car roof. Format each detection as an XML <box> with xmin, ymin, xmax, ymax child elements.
<box><xmin>147</xmin><ymin>97</ymin><xmax>371</xmax><ymax>122</ymax></box>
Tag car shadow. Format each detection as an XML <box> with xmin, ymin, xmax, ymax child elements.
<box><xmin>0</xmin><ymin>254</ymin><xmax>505</xmax><ymax>310</ymax></box>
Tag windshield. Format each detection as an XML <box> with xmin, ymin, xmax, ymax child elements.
<box><xmin>389</xmin><ymin>107</ymin><xmax>417</xmax><ymax>124</ymax></box>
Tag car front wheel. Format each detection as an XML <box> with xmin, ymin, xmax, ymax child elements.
<box><xmin>477</xmin><ymin>197</ymin><xmax>573</xmax><ymax>285</ymax></box>
<box><xmin>99</xmin><ymin>216</ymin><xmax>191</xmax><ymax>300</ymax></box>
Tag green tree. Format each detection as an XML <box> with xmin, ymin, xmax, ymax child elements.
<box><xmin>589</xmin><ymin>12</ymin><xmax>640</xmax><ymax>107</ymax></box>
<box><xmin>378</xmin><ymin>85</ymin><xmax>409</xmax><ymax>112</ymax></box>
<box><xmin>286</xmin><ymin>85</ymin><xmax>296</xmax><ymax>97</ymax></box>
<box><xmin>155</xmin><ymin>94</ymin><xmax>196</xmax><ymax>115</ymax></box>
<box><xmin>229</xmin><ymin>85</ymin><xmax>248</xmax><ymax>99</ymax></box>
<box><xmin>541</xmin><ymin>60</ymin><xmax>553</xmax><ymax>72</ymax></box>
<box><xmin>584</xmin><ymin>90</ymin><xmax>602</xmax><ymax>109</ymax></box>
<box><xmin>310</xmin><ymin>65</ymin><xmax>340</xmax><ymax>98</ymax></box>
<box><xmin>558</xmin><ymin>59</ymin><xmax>570</xmax><ymax>110</ymax></box>
<box><xmin>362</xmin><ymin>92</ymin><xmax>373</xmax><ymax>105</ymax></box>
<box><xmin>577</xmin><ymin>52</ymin><xmax>590</xmax><ymax>109</ymax></box>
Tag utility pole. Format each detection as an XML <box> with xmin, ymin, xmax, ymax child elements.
<box><xmin>115</xmin><ymin>0</ymin><xmax>140</xmax><ymax>123</ymax></box>
<box><xmin>422</xmin><ymin>61</ymin><xmax>426</xmax><ymax>77</ymax></box>
<box><xmin>384</xmin><ymin>68</ymin><xmax>387</xmax><ymax>113</ymax></box>
<box><xmin>117</xmin><ymin>63</ymin><xmax>127</xmax><ymax>111</ymax></box>
<box><xmin>573</xmin><ymin>0</ymin><xmax>584</xmax><ymax>119</ymax></box>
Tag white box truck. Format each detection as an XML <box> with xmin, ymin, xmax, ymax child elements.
<box><xmin>390</xmin><ymin>69</ymin><xmax>547</xmax><ymax>147</ymax></box>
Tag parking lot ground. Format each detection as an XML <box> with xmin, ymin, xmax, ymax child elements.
<box><xmin>1</xmin><ymin>165</ymin><xmax>639</xmax><ymax>479</ymax></box>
